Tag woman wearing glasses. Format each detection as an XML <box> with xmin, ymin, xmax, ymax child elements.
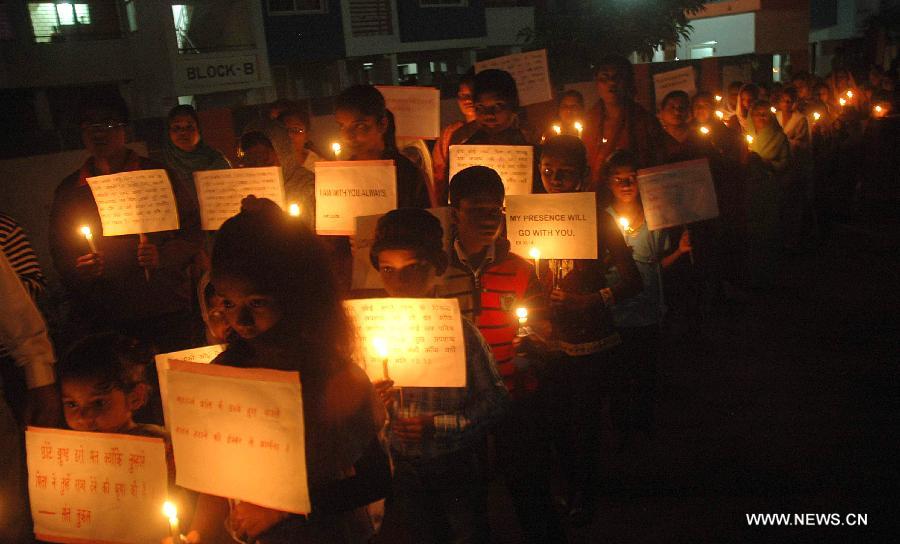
<box><xmin>279</xmin><ymin>106</ymin><xmax>323</xmax><ymax>173</ymax></box>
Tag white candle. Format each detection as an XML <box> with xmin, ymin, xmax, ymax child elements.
<box><xmin>812</xmin><ymin>111</ymin><xmax>821</xmax><ymax>122</ymax></box>
<box><xmin>288</xmin><ymin>203</ymin><xmax>301</xmax><ymax>217</ymax></box>
<box><xmin>163</xmin><ymin>501</ymin><xmax>179</xmax><ymax>541</ymax></box>
<box><xmin>80</xmin><ymin>225</ymin><xmax>97</xmax><ymax>253</ymax></box>
<box><xmin>839</xmin><ymin>97</ymin><xmax>846</xmax><ymax>108</ymax></box>
<box><xmin>574</xmin><ymin>121</ymin><xmax>583</xmax><ymax>139</ymax></box>
<box><xmin>745</xmin><ymin>134</ymin><xmax>754</xmax><ymax>149</ymax></box>
<box><xmin>770</xmin><ymin>106</ymin><xmax>777</xmax><ymax>114</ymax></box>
<box><xmin>373</xmin><ymin>337</ymin><xmax>389</xmax><ymax>381</ymax></box>
<box><xmin>515</xmin><ymin>307</ymin><xmax>528</xmax><ymax>337</ymax></box>
<box><xmin>528</xmin><ymin>247</ymin><xmax>540</xmax><ymax>279</ymax></box>
<box><xmin>331</xmin><ymin>142</ymin><xmax>342</xmax><ymax>159</ymax></box>
<box><xmin>551</xmin><ymin>124</ymin><xmax>561</xmax><ymax>136</ymax></box>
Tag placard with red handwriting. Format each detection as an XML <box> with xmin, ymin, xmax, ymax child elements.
<box><xmin>26</xmin><ymin>427</ymin><xmax>169</xmax><ymax>544</ymax></box>
<box><xmin>154</xmin><ymin>345</ymin><xmax>225</xmax><ymax>428</ymax></box>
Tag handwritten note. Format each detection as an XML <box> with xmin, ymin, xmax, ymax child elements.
<box><xmin>376</xmin><ymin>86</ymin><xmax>441</xmax><ymax>139</ymax></box>
<box><xmin>351</xmin><ymin>207</ymin><xmax>453</xmax><ymax>291</ymax></box>
<box><xmin>26</xmin><ymin>427</ymin><xmax>169</xmax><ymax>544</ymax></box>
<box><xmin>315</xmin><ymin>160</ymin><xmax>398</xmax><ymax>235</ymax></box>
<box><xmin>505</xmin><ymin>193</ymin><xmax>598</xmax><ymax>259</ymax></box>
<box><xmin>194</xmin><ymin>167</ymin><xmax>285</xmax><ymax>230</ymax></box>
<box><xmin>166</xmin><ymin>362</ymin><xmax>310</xmax><ymax>514</ymax></box>
<box><xmin>475</xmin><ymin>49</ymin><xmax>553</xmax><ymax>106</ymax></box>
<box><xmin>652</xmin><ymin>66</ymin><xmax>697</xmax><ymax>108</ymax></box>
<box><xmin>154</xmin><ymin>345</ymin><xmax>224</xmax><ymax>428</ymax></box>
<box><xmin>86</xmin><ymin>170</ymin><xmax>179</xmax><ymax>236</ymax></box>
<box><xmin>449</xmin><ymin>145</ymin><xmax>533</xmax><ymax>196</ymax></box>
<box><xmin>345</xmin><ymin>298</ymin><xmax>466</xmax><ymax>388</ymax></box>
<box><xmin>638</xmin><ymin>158</ymin><xmax>719</xmax><ymax>230</ymax></box>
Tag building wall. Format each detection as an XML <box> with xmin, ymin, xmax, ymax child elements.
<box><xmin>675</xmin><ymin>13</ymin><xmax>757</xmax><ymax>60</ymax></box>
<box><xmin>396</xmin><ymin>1</ymin><xmax>486</xmax><ymax>42</ymax></box>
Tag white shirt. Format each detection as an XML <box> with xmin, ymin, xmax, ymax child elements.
<box><xmin>0</xmin><ymin>252</ymin><xmax>55</xmax><ymax>388</ymax></box>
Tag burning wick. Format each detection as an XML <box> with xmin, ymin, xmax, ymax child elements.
<box><xmin>839</xmin><ymin>97</ymin><xmax>847</xmax><ymax>107</ymax></box>
<box><xmin>80</xmin><ymin>225</ymin><xmax>97</xmax><ymax>253</ymax></box>
<box><xmin>714</xmin><ymin>95</ymin><xmax>723</xmax><ymax>102</ymax></box>
<box><xmin>331</xmin><ymin>142</ymin><xmax>342</xmax><ymax>159</ymax></box>
<box><xmin>551</xmin><ymin>124</ymin><xmax>561</xmax><ymax>136</ymax></box>
<box><xmin>812</xmin><ymin>111</ymin><xmax>821</xmax><ymax>122</ymax></box>
<box><xmin>288</xmin><ymin>203</ymin><xmax>301</xmax><ymax>217</ymax></box>
<box><xmin>846</xmin><ymin>90</ymin><xmax>853</xmax><ymax>99</ymax></box>
<box><xmin>770</xmin><ymin>106</ymin><xmax>777</xmax><ymax>114</ymax></box>
<box><xmin>574</xmin><ymin>121</ymin><xmax>583</xmax><ymax>138</ymax></box>
<box><xmin>699</xmin><ymin>125</ymin><xmax>710</xmax><ymax>136</ymax></box>
<box><xmin>529</xmin><ymin>247</ymin><xmax>541</xmax><ymax>279</ymax></box>
<box><xmin>715</xmin><ymin>110</ymin><xmax>724</xmax><ymax>120</ymax></box>
<box><xmin>618</xmin><ymin>216</ymin><xmax>634</xmax><ymax>235</ymax></box>
<box><xmin>373</xmin><ymin>337</ymin><xmax>389</xmax><ymax>381</ymax></box>
<box><xmin>874</xmin><ymin>105</ymin><xmax>883</xmax><ymax>114</ymax></box>
<box><xmin>515</xmin><ymin>307</ymin><xmax>529</xmax><ymax>337</ymax></box>
<box><xmin>745</xmin><ymin>134</ymin><xmax>754</xmax><ymax>147</ymax></box>
<box><xmin>601</xmin><ymin>137</ymin><xmax>608</xmax><ymax>144</ymax></box>
<box><xmin>162</xmin><ymin>501</ymin><xmax>180</xmax><ymax>541</ymax></box>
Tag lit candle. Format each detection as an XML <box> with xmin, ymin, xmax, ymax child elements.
<box><xmin>529</xmin><ymin>247</ymin><xmax>541</xmax><ymax>279</ymax></box>
<box><xmin>715</xmin><ymin>110</ymin><xmax>724</xmax><ymax>120</ymax></box>
<box><xmin>770</xmin><ymin>106</ymin><xmax>777</xmax><ymax>114</ymax></box>
<box><xmin>601</xmin><ymin>137</ymin><xmax>608</xmax><ymax>144</ymax></box>
<box><xmin>699</xmin><ymin>125</ymin><xmax>710</xmax><ymax>136</ymax></box>
<box><xmin>288</xmin><ymin>203</ymin><xmax>301</xmax><ymax>217</ymax></box>
<box><xmin>138</xmin><ymin>233</ymin><xmax>151</xmax><ymax>282</ymax></box>
<box><xmin>80</xmin><ymin>225</ymin><xmax>97</xmax><ymax>253</ymax></box>
<box><xmin>745</xmin><ymin>134</ymin><xmax>754</xmax><ymax>150</ymax></box>
<box><xmin>618</xmin><ymin>216</ymin><xmax>634</xmax><ymax>235</ymax></box>
<box><xmin>515</xmin><ymin>307</ymin><xmax>528</xmax><ymax>337</ymax></box>
<box><xmin>162</xmin><ymin>501</ymin><xmax>180</xmax><ymax>541</ymax></box>
<box><xmin>839</xmin><ymin>97</ymin><xmax>847</xmax><ymax>108</ymax></box>
<box><xmin>845</xmin><ymin>90</ymin><xmax>853</xmax><ymax>99</ymax></box>
<box><xmin>714</xmin><ymin>94</ymin><xmax>723</xmax><ymax>102</ymax></box>
<box><xmin>812</xmin><ymin>111</ymin><xmax>821</xmax><ymax>122</ymax></box>
<box><xmin>331</xmin><ymin>142</ymin><xmax>342</xmax><ymax>159</ymax></box>
<box><xmin>574</xmin><ymin>121</ymin><xmax>583</xmax><ymax>139</ymax></box>
<box><xmin>874</xmin><ymin>105</ymin><xmax>883</xmax><ymax>115</ymax></box>
<box><xmin>551</xmin><ymin>124</ymin><xmax>561</xmax><ymax>136</ymax></box>
<box><xmin>372</xmin><ymin>337</ymin><xmax>389</xmax><ymax>381</ymax></box>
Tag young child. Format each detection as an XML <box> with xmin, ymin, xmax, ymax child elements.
<box><xmin>536</xmin><ymin>135</ymin><xmax>643</xmax><ymax>526</ymax></box>
<box><xmin>188</xmin><ymin>197</ymin><xmax>389</xmax><ymax>544</ymax></box>
<box><xmin>437</xmin><ymin>166</ymin><xmax>563</xmax><ymax>542</ymax></box>
<box><xmin>369</xmin><ymin>208</ymin><xmax>509</xmax><ymax>544</ymax></box>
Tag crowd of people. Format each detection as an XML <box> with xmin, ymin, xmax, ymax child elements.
<box><xmin>1</xmin><ymin>53</ymin><xmax>896</xmax><ymax>544</ymax></box>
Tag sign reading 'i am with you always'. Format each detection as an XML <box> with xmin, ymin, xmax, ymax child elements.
<box><xmin>166</xmin><ymin>362</ymin><xmax>310</xmax><ymax>514</ymax></box>
<box><xmin>194</xmin><ymin>167</ymin><xmax>286</xmax><ymax>230</ymax></box>
<box><xmin>345</xmin><ymin>298</ymin><xmax>467</xmax><ymax>388</ymax></box>
<box><xmin>26</xmin><ymin>427</ymin><xmax>169</xmax><ymax>544</ymax></box>
<box><xmin>87</xmin><ymin>170</ymin><xmax>179</xmax><ymax>236</ymax></box>
<box><xmin>505</xmin><ymin>192</ymin><xmax>598</xmax><ymax>260</ymax></box>
<box><xmin>315</xmin><ymin>160</ymin><xmax>398</xmax><ymax>235</ymax></box>
<box><xmin>449</xmin><ymin>145</ymin><xmax>533</xmax><ymax>197</ymax></box>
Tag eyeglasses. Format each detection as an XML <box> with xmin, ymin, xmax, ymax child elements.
<box><xmin>475</xmin><ymin>103</ymin><xmax>512</xmax><ymax>116</ymax></box>
<box><xmin>81</xmin><ymin>121</ymin><xmax>126</xmax><ymax>132</ymax></box>
<box><xmin>286</xmin><ymin>127</ymin><xmax>306</xmax><ymax>135</ymax></box>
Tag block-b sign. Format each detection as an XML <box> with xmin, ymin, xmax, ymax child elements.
<box><xmin>637</xmin><ymin>158</ymin><xmax>719</xmax><ymax>231</ymax></box>
<box><xmin>505</xmin><ymin>192</ymin><xmax>598</xmax><ymax>260</ymax></box>
<box><xmin>177</xmin><ymin>55</ymin><xmax>260</xmax><ymax>92</ymax></box>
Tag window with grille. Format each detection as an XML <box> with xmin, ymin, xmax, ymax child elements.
<box><xmin>27</xmin><ymin>1</ymin><xmax>122</xmax><ymax>43</ymax></box>
<box><xmin>349</xmin><ymin>0</ymin><xmax>392</xmax><ymax>37</ymax></box>
<box><xmin>268</xmin><ymin>0</ymin><xmax>327</xmax><ymax>14</ymax></box>
<box><xmin>172</xmin><ymin>1</ymin><xmax>256</xmax><ymax>54</ymax></box>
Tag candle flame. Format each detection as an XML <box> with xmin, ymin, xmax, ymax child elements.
<box><xmin>745</xmin><ymin>134</ymin><xmax>754</xmax><ymax>145</ymax></box>
<box><xmin>331</xmin><ymin>142</ymin><xmax>341</xmax><ymax>156</ymax></box>
<box><xmin>163</xmin><ymin>501</ymin><xmax>177</xmax><ymax>520</ymax></box>
<box><xmin>372</xmin><ymin>337</ymin><xmax>389</xmax><ymax>359</ymax></box>
<box><xmin>515</xmin><ymin>307</ymin><xmax>528</xmax><ymax>320</ymax></box>
<box><xmin>551</xmin><ymin>124</ymin><xmax>561</xmax><ymax>135</ymax></box>
<box><xmin>80</xmin><ymin>225</ymin><xmax>92</xmax><ymax>239</ymax></box>
<box><xmin>573</xmin><ymin>121</ymin><xmax>583</xmax><ymax>132</ymax></box>
<box><xmin>846</xmin><ymin>90</ymin><xmax>853</xmax><ymax>99</ymax></box>
<box><xmin>839</xmin><ymin>98</ymin><xmax>846</xmax><ymax>106</ymax></box>
<box><xmin>699</xmin><ymin>126</ymin><xmax>710</xmax><ymax>135</ymax></box>
<box><xmin>601</xmin><ymin>138</ymin><xmax>608</xmax><ymax>144</ymax></box>
<box><xmin>715</xmin><ymin>110</ymin><xmax>724</xmax><ymax>120</ymax></box>
<box><xmin>288</xmin><ymin>203</ymin><xmax>301</xmax><ymax>217</ymax></box>
<box><xmin>770</xmin><ymin>106</ymin><xmax>777</xmax><ymax>114</ymax></box>
<box><xmin>813</xmin><ymin>111</ymin><xmax>821</xmax><ymax>121</ymax></box>
<box><xmin>874</xmin><ymin>105</ymin><xmax>883</xmax><ymax>113</ymax></box>
<box><xmin>714</xmin><ymin>95</ymin><xmax>722</xmax><ymax>102</ymax></box>
<box><xmin>618</xmin><ymin>216</ymin><xmax>630</xmax><ymax>230</ymax></box>
<box><xmin>528</xmin><ymin>247</ymin><xmax>540</xmax><ymax>260</ymax></box>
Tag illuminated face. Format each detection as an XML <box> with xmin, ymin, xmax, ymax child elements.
<box><xmin>778</xmin><ymin>95</ymin><xmax>795</xmax><ymax>113</ymax></box>
<box><xmin>214</xmin><ymin>275</ymin><xmax>282</xmax><ymax>340</ymax></box>
<box><xmin>474</xmin><ymin>92</ymin><xmax>515</xmax><ymax>134</ymax></box>
<box><xmin>595</xmin><ymin>65</ymin><xmax>625</xmax><ymax>100</ymax></box>
<box><xmin>80</xmin><ymin>110</ymin><xmax>127</xmax><ymax>160</ymax></box>
<box><xmin>334</xmin><ymin>108</ymin><xmax>387</xmax><ymax>159</ymax></box>
<box><xmin>454</xmin><ymin>195</ymin><xmax>504</xmax><ymax>248</ymax></box>
<box><xmin>168</xmin><ymin>114</ymin><xmax>200</xmax><ymax>152</ymax></box>
<box><xmin>817</xmin><ymin>86</ymin><xmax>832</xmax><ymax>104</ymax></box>
<box><xmin>740</xmin><ymin>89</ymin><xmax>757</xmax><ymax>112</ymax></box>
<box><xmin>540</xmin><ymin>154</ymin><xmax>583</xmax><ymax>193</ymax></box>
<box><xmin>457</xmin><ymin>82</ymin><xmax>475</xmax><ymax>121</ymax></box>
<box><xmin>239</xmin><ymin>143</ymin><xmax>279</xmax><ymax>168</ymax></box>
<box><xmin>607</xmin><ymin>165</ymin><xmax>638</xmax><ymax>204</ymax></box>
<box><xmin>558</xmin><ymin>95</ymin><xmax>584</xmax><ymax>125</ymax></box>
<box><xmin>795</xmin><ymin>79</ymin><xmax>810</xmax><ymax>99</ymax></box>
<box><xmin>751</xmin><ymin>105</ymin><xmax>771</xmax><ymax>131</ymax></box>
<box><xmin>727</xmin><ymin>86</ymin><xmax>741</xmax><ymax>108</ymax></box>
<box><xmin>377</xmin><ymin>249</ymin><xmax>438</xmax><ymax>298</ymax></box>
<box><xmin>281</xmin><ymin>114</ymin><xmax>309</xmax><ymax>157</ymax></box>
<box><xmin>62</xmin><ymin>379</ymin><xmax>140</xmax><ymax>433</ymax></box>
<box><xmin>660</xmin><ymin>96</ymin><xmax>690</xmax><ymax>127</ymax></box>
<box><xmin>692</xmin><ymin>97</ymin><xmax>714</xmax><ymax>123</ymax></box>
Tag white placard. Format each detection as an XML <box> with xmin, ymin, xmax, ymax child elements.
<box><xmin>376</xmin><ymin>86</ymin><xmax>441</xmax><ymax>139</ymax></box>
<box><xmin>26</xmin><ymin>427</ymin><xmax>169</xmax><ymax>544</ymax></box>
<box><xmin>194</xmin><ymin>167</ymin><xmax>285</xmax><ymax>230</ymax></box>
<box><xmin>637</xmin><ymin>158</ymin><xmax>719</xmax><ymax>230</ymax></box>
<box><xmin>351</xmin><ymin>207</ymin><xmax>453</xmax><ymax>291</ymax></box>
<box><xmin>154</xmin><ymin>345</ymin><xmax>225</xmax><ymax>428</ymax></box>
<box><xmin>86</xmin><ymin>170</ymin><xmax>179</xmax><ymax>236</ymax></box>
<box><xmin>167</xmin><ymin>362</ymin><xmax>310</xmax><ymax>514</ymax></box>
<box><xmin>475</xmin><ymin>49</ymin><xmax>553</xmax><ymax>106</ymax></box>
<box><xmin>315</xmin><ymin>160</ymin><xmax>398</xmax><ymax>236</ymax></box>
<box><xmin>345</xmin><ymin>298</ymin><xmax>467</xmax><ymax>388</ymax></box>
<box><xmin>449</xmin><ymin>145</ymin><xmax>533</xmax><ymax>196</ymax></box>
<box><xmin>652</xmin><ymin>66</ymin><xmax>697</xmax><ymax>108</ymax></box>
<box><xmin>505</xmin><ymin>192</ymin><xmax>598</xmax><ymax>260</ymax></box>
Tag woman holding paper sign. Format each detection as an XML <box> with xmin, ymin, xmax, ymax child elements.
<box><xmin>186</xmin><ymin>198</ymin><xmax>389</xmax><ymax>544</ymax></box>
<box><xmin>49</xmin><ymin>92</ymin><xmax>203</xmax><ymax>353</ymax></box>
<box><xmin>163</xmin><ymin>105</ymin><xmax>231</xmax><ymax>187</ymax></box>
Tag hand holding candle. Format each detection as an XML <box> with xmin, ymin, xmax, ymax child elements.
<box><xmin>163</xmin><ymin>501</ymin><xmax>181</xmax><ymax>542</ymax></box>
<box><xmin>745</xmin><ymin>134</ymin><xmax>754</xmax><ymax>150</ymax></box>
<box><xmin>80</xmin><ymin>225</ymin><xmax>97</xmax><ymax>253</ymax></box>
<box><xmin>515</xmin><ymin>307</ymin><xmax>529</xmax><ymax>337</ymax></box>
<box><xmin>574</xmin><ymin>121</ymin><xmax>583</xmax><ymax>139</ymax></box>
